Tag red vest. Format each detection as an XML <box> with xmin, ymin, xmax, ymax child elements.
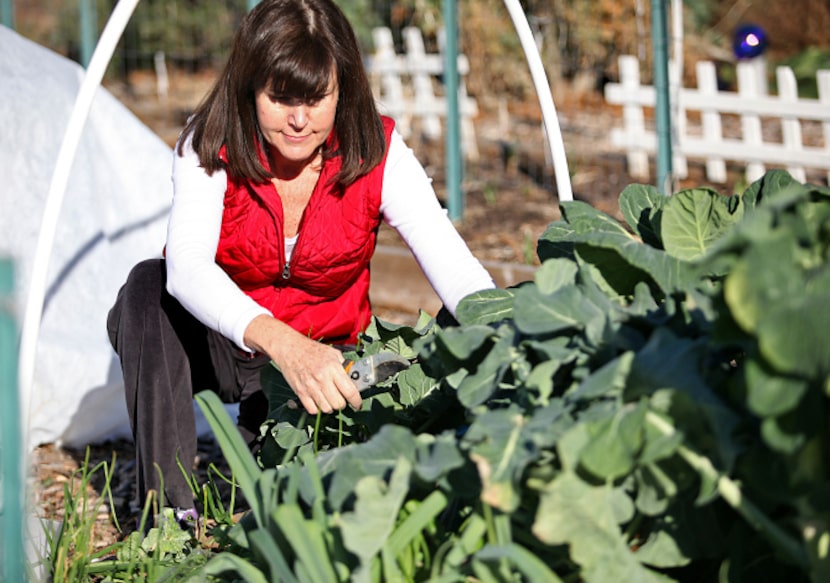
<box><xmin>215</xmin><ymin>117</ymin><xmax>395</xmax><ymax>344</ymax></box>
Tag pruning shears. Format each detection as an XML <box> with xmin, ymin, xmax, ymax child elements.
<box><xmin>344</xmin><ymin>353</ymin><xmax>411</xmax><ymax>392</ymax></box>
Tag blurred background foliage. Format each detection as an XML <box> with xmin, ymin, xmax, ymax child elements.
<box><xmin>12</xmin><ymin>0</ymin><xmax>830</xmax><ymax>102</ymax></box>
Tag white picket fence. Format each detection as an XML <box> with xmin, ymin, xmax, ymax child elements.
<box><xmin>365</xmin><ymin>26</ymin><xmax>479</xmax><ymax>161</ymax></box>
<box><xmin>605</xmin><ymin>55</ymin><xmax>830</xmax><ymax>185</ymax></box>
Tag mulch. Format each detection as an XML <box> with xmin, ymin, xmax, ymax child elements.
<box><xmin>31</xmin><ymin>435</ymin><xmax>236</xmax><ymax>550</ymax></box>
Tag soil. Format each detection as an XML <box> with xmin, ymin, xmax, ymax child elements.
<box><xmin>28</xmin><ymin>70</ymin><xmax>726</xmax><ymax>554</ymax></box>
<box><xmin>30</xmin><ymin>437</ymin><xmax>237</xmax><ymax>551</ymax></box>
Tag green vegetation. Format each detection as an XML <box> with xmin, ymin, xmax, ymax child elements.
<box><xmin>42</xmin><ymin>170</ymin><xmax>830</xmax><ymax>581</ymax></box>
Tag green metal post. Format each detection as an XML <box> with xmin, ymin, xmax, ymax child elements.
<box><xmin>80</xmin><ymin>0</ymin><xmax>97</xmax><ymax>67</ymax></box>
<box><xmin>0</xmin><ymin>259</ymin><xmax>24</xmax><ymax>583</ymax></box>
<box><xmin>247</xmin><ymin>0</ymin><xmax>260</xmax><ymax>11</ymax></box>
<box><xmin>651</xmin><ymin>0</ymin><xmax>673</xmax><ymax>194</ymax></box>
<box><xmin>443</xmin><ymin>0</ymin><xmax>463</xmax><ymax>221</ymax></box>
<box><xmin>1</xmin><ymin>0</ymin><xmax>14</xmax><ymax>29</ymax></box>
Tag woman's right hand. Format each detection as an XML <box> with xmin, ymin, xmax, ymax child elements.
<box><xmin>242</xmin><ymin>314</ymin><xmax>362</xmax><ymax>414</ymax></box>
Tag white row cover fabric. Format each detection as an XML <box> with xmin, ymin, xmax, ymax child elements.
<box><xmin>1</xmin><ymin>26</ymin><xmax>172</xmax><ymax>447</ymax></box>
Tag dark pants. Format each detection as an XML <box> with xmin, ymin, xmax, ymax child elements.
<box><xmin>106</xmin><ymin>259</ymin><xmax>271</xmax><ymax>509</ymax></box>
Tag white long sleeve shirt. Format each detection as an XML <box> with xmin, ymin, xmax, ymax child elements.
<box><xmin>166</xmin><ymin>128</ymin><xmax>495</xmax><ymax>350</ymax></box>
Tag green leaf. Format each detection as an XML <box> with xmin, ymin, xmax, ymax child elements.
<box><xmin>525</xmin><ymin>400</ymin><xmax>574</xmax><ymax>450</ymax></box>
<box><xmin>513</xmin><ymin>285</ymin><xmax>603</xmax><ymax>335</ymax></box>
<box><xmin>545</xmin><ymin>197</ymin><xmax>697</xmax><ymax>292</ymax></box>
<box><xmin>441</xmin><ymin>513</ymin><xmax>489</xmax><ymax>570</ymax></box>
<box><xmin>381</xmin><ymin>335</ymin><xmax>420</xmax><ymax>360</ymax></box>
<box><xmin>639</xmin><ymin>411</ymin><xmax>683</xmax><ymax>465</ymax></box>
<box><xmin>741</xmin><ymin>168</ymin><xmax>801</xmax><ymax>207</ymax></box>
<box><xmin>805</xmin><ymin>521</ymin><xmax>830</xmax><ymax>583</ymax></box>
<box><xmin>372</xmin><ymin>317</ymin><xmax>429</xmax><ymax>359</ymax></box>
<box><xmin>456</xmin><ymin>288</ymin><xmax>516</xmax><ymax>325</ymax></box>
<box><xmin>537</xmin><ymin>200</ymin><xmax>633</xmax><ymax>265</ymax></box>
<box><xmin>248</xmin><ymin>528</ymin><xmax>300</xmax><ymax>583</ymax></box>
<box><xmin>318</xmin><ymin>425</ymin><xmax>418</xmax><ymax>511</ymax></box>
<box><xmin>644</xmin><ymin>407</ymin><xmax>811</xmax><ymax>570</ymax></box>
<box><xmin>723</xmin><ymin>236</ymin><xmax>803</xmax><ymax>334</ymax></box>
<box><xmin>721</xmin><ymin>226</ymin><xmax>830</xmax><ymax>381</ymax></box>
<box><xmin>525</xmin><ymin>360</ymin><xmax>558</xmax><ymax>404</ymax></box>
<box><xmin>633</xmin><ymin>464</ymin><xmax>678</xmax><ymax>516</ymax></box>
<box><xmin>661</xmin><ymin>188</ymin><xmax>743</xmax><ymax>261</ymax></box>
<box><xmin>626</xmin><ymin>329</ymin><xmax>740</xmax><ymax>473</ymax></box>
<box><xmin>578</xmin><ymin>400</ymin><xmax>648</xmax><ymax>481</ymax></box>
<box><xmin>540</xmin><ymin>224</ymin><xmax>696</xmax><ymax>295</ymax></box>
<box><xmin>379</xmin><ymin>545</ymin><xmax>405</xmax><ymax>583</ymax></box>
<box><xmin>339</xmin><ymin>457</ymin><xmax>412</xmax><ymax>566</ymax></box>
<box><xmin>271</xmin><ymin>420</ymin><xmax>311</xmax><ymax>449</ymax></box>
<box><xmin>632</xmin><ymin>280</ymin><xmax>661</xmax><ymax>307</ymax></box>
<box><xmin>273</xmin><ymin>504</ymin><xmax>340</xmax><ymax>583</ymax></box>
<box><xmin>537</xmin><ymin>220</ymin><xmax>577</xmax><ymax>262</ymax></box>
<box><xmin>633</xmin><ymin>523</ymin><xmax>691</xmax><ymax>568</ymax></box>
<box><xmin>465</xmin><ymin>406</ymin><xmax>538</xmax><ymax>512</ymax></box>
<box><xmin>261</xmin><ymin>362</ymin><xmax>297</xmax><ymax>412</ymax></box>
<box><xmin>385</xmin><ymin>489</ymin><xmax>448</xmax><ymax>557</ymax></box>
<box><xmin>574</xmin><ymin>245</ymin><xmax>651</xmax><ymax>300</ymax></box>
<box><xmin>394</xmin><ymin>363</ymin><xmax>434</xmax><ymax>407</ymax></box>
<box><xmin>474</xmin><ymin>544</ymin><xmax>565</xmax><ymax>582</ymax></box>
<box><xmin>567</xmin><ymin>352</ymin><xmax>634</xmax><ymax>401</ymax></box>
<box><xmin>556</xmin><ymin>406</ymin><xmax>604</xmax><ymax>474</ymax></box>
<box><xmin>760</xmin><ymin>415</ymin><xmax>807</xmax><ymax>454</ymax></box>
<box><xmin>533</xmin><ymin>473</ymin><xmax>663</xmax><ymax>583</ymax></box>
<box><xmin>561</xmin><ymin>200</ymin><xmax>634</xmax><ymax>236</ymax></box>
<box><xmin>195</xmin><ymin>391</ymin><xmax>265</xmax><ymax>523</ymax></box>
<box><xmin>534</xmin><ymin>258</ymin><xmax>578</xmax><ymax>294</ymax></box>
<box><xmin>435</xmin><ymin>325</ymin><xmax>496</xmax><ymax>360</ymax></box>
<box><xmin>757</xmin><ymin>294</ymin><xmax>830</xmax><ymax>380</ymax></box>
<box><xmin>744</xmin><ymin>358</ymin><xmax>809</xmax><ymax>417</ymax></box>
<box><xmin>138</xmin><ymin>508</ymin><xmax>193</xmax><ymax>560</ymax></box>
<box><xmin>466</xmin><ymin>404</ymin><xmax>569</xmax><ymax>515</ymax></box>
<box><xmin>521</xmin><ymin>336</ymin><xmax>579</xmax><ymax>364</ymax></box>
<box><xmin>200</xmin><ymin>552</ymin><xmax>270</xmax><ymax>583</ymax></box>
<box><xmin>413</xmin><ymin>433</ymin><xmax>466</xmax><ymax>483</ymax></box>
<box><xmin>457</xmin><ymin>335</ymin><xmax>514</xmax><ymax>408</ymax></box>
<box><xmin>619</xmin><ymin>183</ymin><xmax>666</xmax><ymax>247</ymax></box>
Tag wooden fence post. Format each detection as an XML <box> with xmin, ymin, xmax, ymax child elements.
<box><xmin>777</xmin><ymin>66</ymin><xmax>806</xmax><ymax>183</ymax></box>
<box><xmin>737</xmin><ymin>60</ymin><xmax>766</xmax><ymax>182</ymax></box>
<box><xmin>696</xmin><ymin>61</ymin><xmax>727</xmax><ymax>183</ymax></box>
<box><xmin>670</xmin><ymin>71</ymin><xmax>688</xmax><ymax>181</ymax></box>
<box><xmin>404</xmin><ymin>27</ymin><xmax>443</xmax><ymax>140</ymax></box>
<box><xmin>818</xmin><ymin>70</ymin><xmax>830</xmax><ymax>185</ymax></box>
<box><xmin>371</xmin><ymin>27</ymin><xmax>409</xmax><ymax>136</ymax></box>
<box><xmin>619</xmin><ymin>55</ymin><xmax>649</xmax><ymax>179</ymax></box>
<box><xmin>367</xmin><ymin>26</ymin><xmax>479</xmax><ymax>162</ymax></box>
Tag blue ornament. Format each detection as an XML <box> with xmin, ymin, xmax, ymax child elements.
<box><xmin>733</xmin><ymin>24</ymin><xmax>768</xmax><ymax>60</ymax></box>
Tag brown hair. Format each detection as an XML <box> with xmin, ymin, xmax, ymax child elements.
<box><xmin>178</xmin><ymin>0</ymin><xmax>386</xmax><ymax>186</ymax></box>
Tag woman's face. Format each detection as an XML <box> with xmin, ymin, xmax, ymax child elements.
<box><xmin>255</xmin><ymin>76</ymin><xmax>339</xmax><ymax>169</ymax></box>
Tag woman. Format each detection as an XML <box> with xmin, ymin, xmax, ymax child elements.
<box><xmin>107</xmin><ymin>0</ymin><xmax>494</xmax><ymax>520</ymax></box>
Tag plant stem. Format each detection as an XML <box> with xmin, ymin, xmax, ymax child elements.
<box><xmin>314</xmin><ymin>411</ymin><xmax>322</xmax><ymax>453</ymax></box>
<box><xmin>482</xmin><ymin>502</ymin><xmax>498</xmax><ymax>545</ymax></box>
<box><xmin>645</xmin><ymin>411</ymin><xmax>809</xmax><ymax>569</ymax></box>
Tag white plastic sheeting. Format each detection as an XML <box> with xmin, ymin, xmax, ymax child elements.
<box><xmin>0</xmin><ymin>26</ymin><xmax>171</xmax><ymax>447</ymax></box>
